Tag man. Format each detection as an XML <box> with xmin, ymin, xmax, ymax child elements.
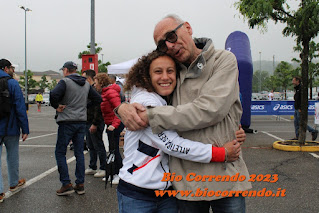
<box><xmin>50</xmin><ymin>61</ymin><xmax>101</xmax><ymax>196</ymax></box>
<box><xmin>35</xmin><ymin>93</ymin><xmax>43</xmax><ymax>112</ymax></box>
<box><xmin>268</xmin><ymin>90</ymin><xmax>274</xmax><ymax>100</ymax></box>
<box><xmin>291</xmin><ymin>76</ymin><xmax>318</xmax><ymax>140</ymax></box>
<box><xmin>0</xmin><ymin>59</ymin><xmax>29</xmax><ymax>203</ymax></box>
<box><xmin>109</xmin><ymin>74</ymin><xmax>125</xmax><ymax>103</ymax></box>
<box><xmin>117</xmin><ymin>15</ymin><xmax>251</xmax><ymax>212</ymax></box>
<box><xmin>0</xmin><ymin>59</ymin><xmax>15</xmax><ymax>77</ymax></box>
<box><xmin>82</xmin><ymin>70</ymin><xmax>107</xmax><ymax>178</ymax></box>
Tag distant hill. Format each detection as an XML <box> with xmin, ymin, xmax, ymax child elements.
<box><xmin>252</xmin><ymin>60</ymin><xmax>300</xmax><ymax>75</ymax></box>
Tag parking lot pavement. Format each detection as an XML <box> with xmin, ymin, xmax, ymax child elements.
<box><xmin>0</xmin><ymin>107</ymin><xmax>318</xmax><ymax>212</ymax></box>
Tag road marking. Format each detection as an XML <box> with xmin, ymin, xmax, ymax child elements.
<box><xmin>309</xmin><ymin>153</ymin><xmax>319</xmax><ymax>159</ymax></box>
<box><xmin>4</xmin><ymin>151</ymin><xmax>88</xmax><ymax>199</ymax></box>
<box><xmin>19</xmin><ymin>133</ymin><xmax>57</xmax><ymax>142</ymax></box>
<box><xmin>261</xmin><ymin>131</ymin><xmax>319</xmax><ymax>160</ymax></box>
<box><xmin>272</xmin><ymin>115</ymin><xmax>291</xmax><ymax>122</ymax></box>
<box><xmin>261</xmin><ymin>131</ymin><xmax>285</xmax><ymax>141</ymax></box>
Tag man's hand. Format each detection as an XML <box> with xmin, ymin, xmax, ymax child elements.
<box><xmin>137</xmin><ymin>110</ymin><xmax>149</xmax><ymax>125</ymax></box>
<box><xmin>118</xmin><ymin>103</ymin><xmax>148</xmax><ymax>131</ymax></box>
<box><xmin>235</xmin><ymin>125</ymin><xmax>246</xmax><ymax>145</ymax></box>
<box><xmin>21</xmin><ymin>134</ymin><xmax>28</xmax><ymax>141</ymax></box>
<box><xmin>223</xmin><ymin>140</ymin><xmax>241</xmax><ymax>162</ymax></box>
<box><xmin>56</xmin><ymin>104</ymin><xmax>66</xmax><ymax>112</ymax></box>
<box><xmin>89</xmin><ymin>124</ymin><xmax>97</xmax><ymax>134</ymax></box>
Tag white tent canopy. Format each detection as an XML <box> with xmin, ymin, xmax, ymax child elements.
<box><xmin>107</xmin><ymin>58</ymin><xmax>138</xmax><ymax>75</ymax></box>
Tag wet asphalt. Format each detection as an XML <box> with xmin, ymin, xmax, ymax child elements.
<box><xmin>0</xmin><ymin>105</ymin><xmax>318</xmax><ymax>213</ymax></box>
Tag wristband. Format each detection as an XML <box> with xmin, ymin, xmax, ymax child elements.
<box><xmin>211</xmin><ymin>146</ymin><xmax>226</xmax><ymax>162</ymax></box>
<box><xmin>224</xmin><ymin>147</ymin><xmax>228</xmax><ymax>162</ymax></box>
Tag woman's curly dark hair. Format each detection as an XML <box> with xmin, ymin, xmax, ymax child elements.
<box><xmin>124</xmin><ymin>50</ymin><xmax>180</xmax><ymax>93</ymax></box>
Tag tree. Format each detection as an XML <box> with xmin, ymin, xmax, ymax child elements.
<box><xmin>98</xmin><ymin>61</ymin><xmax>111</xmax><ymax>73</ymax></box>
<box><xmin>38</xmin><ymin>75</ymin><xmax>49</xmax><ymax>91</ymax></box>
<box><xmin>78</xmin><ymin>43</ymin><xmax>102</xmax><ymax>59</ymax></box>
<box><xmin>252</xmin><ymin>70</ymin><xmax>269</xmax><ymax>92</ymax></box>
<box><xmin>263</xmin><ymin>75</ymin><xmax>280</xmax><ymax>92</ymax></box>
<box><xmin>293</xmin><ymin>41</ymin><xmax>319</xmax><ymax>99</ymax></box>
<box><xmin>18</xmin><ymin>70</ymin><xmax>38</xmax><ymax>93</ymax></box>
<box><xmin>235</xmin><ymin>0</ymin><xmax>319</xmax><ymax>144</ymax></box>
<box><xmin>48</xmin><ymin>79</ymin><xmax>57</xmax><ymax>90</ymax></box>
<box><xmin>273</xmin><ymin>61</ymin><xmax>294</xmax><ymax>99</ymax></box>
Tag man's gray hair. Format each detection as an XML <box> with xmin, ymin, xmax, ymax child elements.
<box><xmin>163</xmin><ymin>14</ymin><xmax>184</xmax><ymax>24</ymax></box>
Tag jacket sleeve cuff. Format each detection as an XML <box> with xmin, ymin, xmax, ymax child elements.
<box><xmin>211</xmin><ymin>146</ymin><xmax>225</xmax><ymax>162</ymax></box>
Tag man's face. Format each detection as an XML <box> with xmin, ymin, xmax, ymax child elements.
<box><xmin>154</xmin><ymin>18</ymin><xmax>195</xmax><ymax>64</ymax></box>
<box><xmin>4</xmin><ymin>65</ymin><xmax>15</xmax><ymax>77</ymax></box>
<box><xmin>62</xmin><ymin>68</ymin><xmax>68</xmax><ymax>77</ymax></box>
<box><xmin>292</xmin><ymin>78</ymin><xmax>299</xmax><ymax>86</ymax></box>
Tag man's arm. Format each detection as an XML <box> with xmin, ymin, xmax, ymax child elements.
<box><xmin>50</xmin><ymin>80</ymin><xmax>66</xmax><ymax>109</ymax></box>
<box><xmin>11</xmin><ymin>79</ymin><xmax>29</xmax><ymax>135</ymax></box>
<box><xmin>117</xmin><ymin>103</ymin><xmax>147</xmax><ymax>130</ymax></box>
<box><xmin>88</xmin><ymin>86</ymin><xmax>102</xmax><ymax>106</ymax></box>
<box><xmin>148</xmin><ymin>52</ymin><xmax>241</xmax><ymax>133</ymax></box>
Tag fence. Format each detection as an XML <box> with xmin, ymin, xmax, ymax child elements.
<box><xmin>251</xmin><ymin>101</ymin><xmax>317</xmax><ymax>115</ymax></box>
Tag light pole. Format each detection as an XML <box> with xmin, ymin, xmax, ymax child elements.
<box><xmin>101</xmin><ymin>54</ymin><xmax>104</xmax><ymax>64</ymax></box>
<box><xmin>19</xmin><ymin>6</ymin><xmax>32</xmax><ymax>104</ymax></box>
<box><xmin>259</xmin><ymin>51</ymin><xmax>262</xmax><ymax>92</ymax></box>
<box><xmin>90</xmin><ymin>0</ymin><xmax>95</xmax><ymax>54</ymax></box>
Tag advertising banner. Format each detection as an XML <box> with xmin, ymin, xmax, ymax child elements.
<box><xmin>251</xmin><ymin>101</ymin><xmax>317</xmax><ymax>115</ymax></box>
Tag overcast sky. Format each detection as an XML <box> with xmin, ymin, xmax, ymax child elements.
<box><xmin>1</xmin><ymin>0</ymin><xmax>314</xmax><ymax>72</ymax></box>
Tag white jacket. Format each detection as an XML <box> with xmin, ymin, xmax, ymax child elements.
<box><xmin>119</xmin><ymin>87</ymin><xmax>213</xmax><ymax>190</ymax></box>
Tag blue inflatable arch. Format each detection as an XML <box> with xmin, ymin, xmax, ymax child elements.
<box><xmin>225</xmin><ymin>31</ymin><xmax>253</xmax><ymax>129</ymax></box>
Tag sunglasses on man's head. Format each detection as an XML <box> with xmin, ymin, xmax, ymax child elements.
<box><xmin>156</xmin><ymin>23</ymin><xmax>184</xmax><ymax>53</ymax></box>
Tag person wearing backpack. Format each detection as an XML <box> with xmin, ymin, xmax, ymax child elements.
<box><xmin>0</xmin><ymin>59</ymin><xmax>29</xmax><ymax>203</ymax></box>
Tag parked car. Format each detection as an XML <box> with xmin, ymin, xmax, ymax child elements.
<box><xmin>28</xmin><ymin>94</ymin><xmax>36</xmax><ymax>104</ymax></box>
<box><xmin>42</xmin><ymin>93</ymin><xmax>50</xmax><ymax>106</ymax></box>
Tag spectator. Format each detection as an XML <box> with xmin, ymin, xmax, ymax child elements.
<box><xmin>291</xmin><ymin>76</ymin><xmax>318</xmax><ymax>141</ymax></box>
<box><xmin>82</xmin><ymin>70</ymin><xmax>107</xmax><ymax>178</ymax></box>
<box><xmin>109</xmin><ymin>74</ymin><xmax>125</xmax><ymax>103</ymax></box>
<box><xmin>0</xmin><ymin>59</ymin><xmax>29</xmax><ymax>203</ymax></box>
<box><xmin>35</xmin><ymin>93</ymin><xmax>43</xmax><ymax>112</ymax></box>
<box><xmin>94</xmin><ymin>73</ymin><xmax>124</xmax><ymax>184</ymax></box>
<box><xmin>268</xmin><ymin>90</ymin><xmax>274</xmax><ymax>101</ymax></box>
<box><xmin>50</xmin><ymin>61</ymin><xmax>101</xmax><ymax>196</ymax></box>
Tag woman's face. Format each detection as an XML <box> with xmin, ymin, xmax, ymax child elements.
<box><xmin>94</xmin><ymin>79</ymin><xmax>102</xmax><ymax>92</ymax></box>
<box><xmin>149</xmin><ymin>56</ymin><xmax>177</xmax><ymax>97</ymax></box>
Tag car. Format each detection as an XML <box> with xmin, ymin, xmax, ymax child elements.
<box><xmin>28</xmin><ymin>94</ymin><xmax>36</xmax><ymax>104</ymax></box>
<box><xmin>42</xmin><ymin>93</ymin><xmax>50</xmax><ymax>106</ymax></box>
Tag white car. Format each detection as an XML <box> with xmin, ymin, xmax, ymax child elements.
<box><xmin>42</xmin><ymin>93</ymin><xmax>50</xmax><ymax>106</ymax></box>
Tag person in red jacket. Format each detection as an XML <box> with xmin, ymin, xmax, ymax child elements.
<box><xmin>94</xmin><ymin>73</ymin><xmax>124</xmax><ymax>184</ymax></box>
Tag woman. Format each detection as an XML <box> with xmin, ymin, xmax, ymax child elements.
<box><xmin>35</xmin><ymin>93</ymin><xmax>43</xmax><ymax>112</ymax></box>
<box><xmin>117</xmin><ymin>51</ymin><xmax>243</xmax><ymax>213</ymax></box>
<box><xmin>94</xmin><ymin>73</ymin><xmax>124</xmax><ymax>184</ymax></box>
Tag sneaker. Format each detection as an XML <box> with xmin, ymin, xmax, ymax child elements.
<box><xmin>312</xmin><ymin>131</ymin><xmax>318</xmax><ymax>141</ymax></box>
<box><xmin>94</xmin><ymin>170</ymin><xmax>106</xmax><ymax>178</ymax></box>
<box><xmin>85</xmin><ymin>168</ymin><xmax>97</xmax><ymax>175</ymax></box>
<box><xmin>110</xmin><ymin>175</ymin><xmax>120</xmax><ymax>185</ymax></box>
<box><xmin>0</xmin><ymin>193</ymin><xmax>5</xmax><ymax>203</ymax></box>
<box><xmin>56</xmin><ymin>183</ymin><xmax>74</xmax><ymax>196</ymax></box>
<box><xmin>10</xmin><ymin>179</ymin><xmax>26</xmax><ymax>192</ymax></box>
<box><xmin>73</xmin><ymin>184</ymin><xmax>85</xmax><ymax>195</ymax></box>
